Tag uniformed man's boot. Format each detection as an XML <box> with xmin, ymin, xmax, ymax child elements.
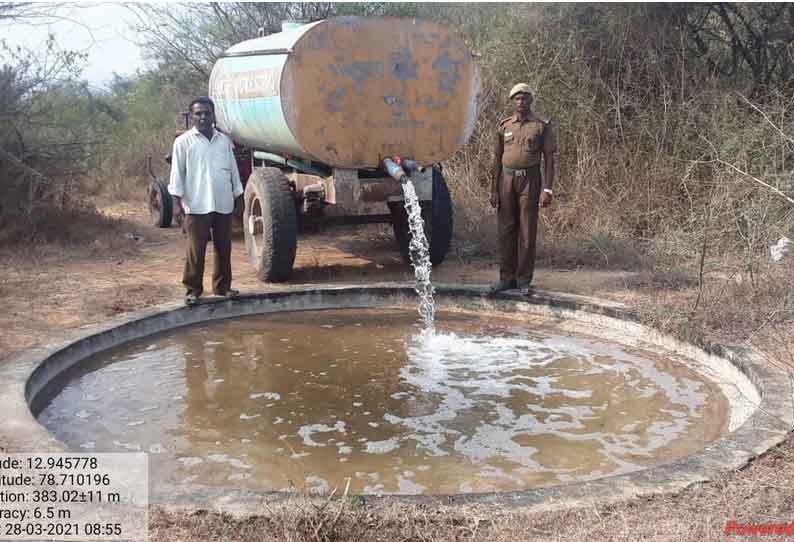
<box><xmin>519</xmin><ymin>285</ymin><xmax>534</xmax><ymax>296</ymax></box>
<box><xmin>488</xmin><ymin>279</ymin><xmax>516</xmax><ymax>293</ymax></box>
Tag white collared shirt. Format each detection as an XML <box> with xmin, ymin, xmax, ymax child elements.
<box><xmin>168</xmin><ymin>127</ymin><xmax>244</xmax><ymax>214</ymax></box>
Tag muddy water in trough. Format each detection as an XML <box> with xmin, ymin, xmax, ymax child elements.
<box><xmin>37</xmin><ymin>308</ymin><xmax>729</xmax><ymax>495</ymax></box>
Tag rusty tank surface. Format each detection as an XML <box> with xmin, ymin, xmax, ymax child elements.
<box><xmin>209</xmin><ymin>16</ymin><xmax>481</xmax><ymax>168</ymax></box>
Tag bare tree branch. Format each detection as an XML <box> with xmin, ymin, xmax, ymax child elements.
<box><xmin>0</xmin><ymin>144</ymin><xmax>53</xmax><ymax>185</ymax></box>
<box><xmin>699</xmin><ymin>136</ymin><xmax>794</xmax><ymax>207</ymax></box>
<box><xmin>737</xmin><ymin>92</ymin><xmax>794</xmax><ymax>146</ymax></box>
<box><xmin>716</xmin><ymin>158</ymin><xmax>794</xmax><ymax>207</ymax></box>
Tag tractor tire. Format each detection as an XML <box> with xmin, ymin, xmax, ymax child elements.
<box><xmin>390</xmin><ymin>167</ymin><xmax>453</xmax><ymax>266</ymax></box>
<box><xmin>243</xmin><ymin>167</ymin><xmax>297</xmax><ymax>282</ymax></box>
<box><xmin>148</xmin><ymin>179</ymin><xmax>172</xmax><ymax>228</ymax></box>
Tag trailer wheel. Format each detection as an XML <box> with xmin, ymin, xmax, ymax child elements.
<box><xmin>390</xmin><ymin>167</ymin><xmax>453</xmax><ymax>266</ymax></box>
<box><xmin>427</xmin><ymin>167</ymin><xmax>454</xmax><ymax>265</ymax></box>
<box><xmin>243</xmin><ymin>167</ymin><xmax>297</xmax><ymax>282</ymax></box>
<box><xmin>148</xmin><ymin>179</ymin><xmax>172</xmax><ymax>228</ymax></box>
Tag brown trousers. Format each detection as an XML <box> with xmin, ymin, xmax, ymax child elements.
<box><xmin>497</xmin><ymin>166</ymin><xmax>542</xmax><ymax>287</ymax></box>
<box><xmin>182</xmin><ymin>212</ymin><xmax>233</xmax><ymax>296</ymax></box>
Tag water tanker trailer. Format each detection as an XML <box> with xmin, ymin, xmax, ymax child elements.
<box><xmin>208</xmin><ymin>16</ymin><xmax>480</xmax><ymax>282</ymax></box>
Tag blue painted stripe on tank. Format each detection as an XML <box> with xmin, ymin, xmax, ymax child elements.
<box><xmin>210</xmin><ymin>53</ymin><xmax>303</xmax><ymax>156</ymax></box>
<box><xmin>214</xmin><ymin>96</ymin><xmax>302</xmax><ymax>155</ymax></box>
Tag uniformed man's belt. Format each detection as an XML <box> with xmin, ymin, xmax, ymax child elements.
<box><xmin>503</xmin><ymin>165</ymin><xmax>540</xmax><ymax>177</ymax></box>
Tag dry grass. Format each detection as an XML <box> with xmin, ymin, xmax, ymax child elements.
<box><xmin>0</xmin><ymin>199</ymin><xmax>140</xmax><ymax>248</ymax></box>
<box><xmin>150</xmin><ymin>499</ymin><xmax>487</xmax><ymax>542</ymax></box>
<box><xmin>537</xmin><ymin>234</ymin><xmax>650</xmax><ymax>271</ymax></box>
<box><xmin>628</xmin><ymin>257</ymin><xmax>794</xmax><ymax>351</ymax></box>
<box><xmin>497</xmin><ymin>437</ymin><xmax>794</xmax><ymax>541</ymax></box>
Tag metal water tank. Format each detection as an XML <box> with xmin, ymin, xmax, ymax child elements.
<box><xmin>209</xmin><ymin>16</ymin><xmax>481</xmax><ymax>168</ymax></box>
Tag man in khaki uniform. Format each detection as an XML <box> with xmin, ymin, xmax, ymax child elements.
<box><xmin>490</xmin><ymin>83</ymin><xmax>556</xmax><ymax>295</ymax></box>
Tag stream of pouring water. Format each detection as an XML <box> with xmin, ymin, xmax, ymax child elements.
<box><xmin>400</xmin><ymin>179</ymin><xmax>435</xmax><ymax>330</ymax></box>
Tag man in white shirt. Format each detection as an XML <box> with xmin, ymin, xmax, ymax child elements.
<box><xmin>169</xmin><ymin>97</ymin><xmax>244</xmax><ymax>306</ymax></box>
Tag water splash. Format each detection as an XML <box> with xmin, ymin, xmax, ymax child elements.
<box><xmin>401</xmin><ymin>178</ymin><xmax>435</xmax><ymax>330</ymax></box>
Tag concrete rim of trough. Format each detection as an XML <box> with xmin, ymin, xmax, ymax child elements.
<box><xmin>1</xmin><ymin>284</ymin><xmax>792</xmax><ymax>515</ymax></box>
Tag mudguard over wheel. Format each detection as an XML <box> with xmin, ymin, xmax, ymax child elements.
<box><xmin>390</xmin><ymin>167</ymin><xmax>453</xmax><ymax>266</ymax></box>
<box><xmin>148</xmin><ymin>179</ymin><xmax>172</xmax><ymax>228</ymax></box>
<box><xmin>243</xmin><ymin>168</ymin><xmax>297</xmax><ymax>282</ymax></box>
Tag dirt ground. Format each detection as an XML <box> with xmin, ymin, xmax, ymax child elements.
<box><xmin>0</xmin><ymin>202</ymin><xmax>636</xmax><ymax>357</ymax></box>
<box><xmin>1</xmin><ymin>202</ymin><xmax>792</xmax><ymax>541</ymax></box>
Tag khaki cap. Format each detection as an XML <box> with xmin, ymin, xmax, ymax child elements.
<box><xmin>509</xmin><ymin>83</ymin><xmax>533</xmax><ymax>98</ymax></box>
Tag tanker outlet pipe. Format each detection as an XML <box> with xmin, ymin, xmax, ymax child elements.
<box><xmin>383</xmin><ymin>157</ymin><xmax>409</xmax><ymax>184</ymax></box>
<box><xmin>401</xmin><ymin>160</ymin><xmax>424</xmax><ymax>174</ymax></box>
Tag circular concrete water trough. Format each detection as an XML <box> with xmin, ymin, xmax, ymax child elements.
<box><xmin>2</xmin><ymin>285</ymin><xmax>792</xmax><ymax>514</ymax></box>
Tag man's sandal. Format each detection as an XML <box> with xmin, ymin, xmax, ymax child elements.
<box><xmin>185</xmin><ymin>294</ymin><xmax>200</xmax><ymax>306</ymax></box>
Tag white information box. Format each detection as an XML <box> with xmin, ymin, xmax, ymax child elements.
<box><xmin>0</xmin><ymin>454</ymin><xmax>148</xmax><ymax>541</ymax></box>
